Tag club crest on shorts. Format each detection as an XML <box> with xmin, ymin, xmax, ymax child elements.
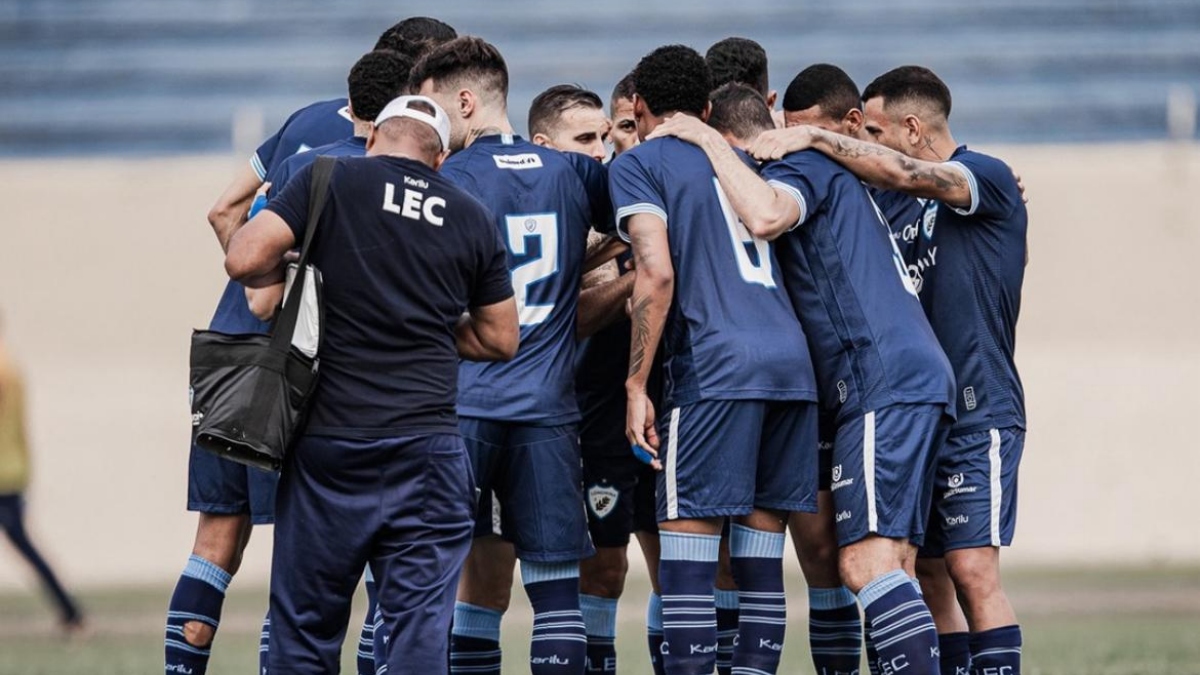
<box><xmin>948</xmin><ymin>473</ymin><xmax>965</xmax><ymax>488</ymax></box>
<box><xmin>587</xmin><ymin>485</ymin><xmax>619</xmax><ymax>519</ymax></box>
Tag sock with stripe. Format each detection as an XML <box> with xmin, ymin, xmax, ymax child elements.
<box><xmin>659</xmin><ymin>531</ymin><xmax>720</xmax><ymax>675</ymax></box>
<box><xmin>808</xmin><ymin>586</ymin><xmax>862</xmax><ymax>675</ymax></box>
<box><xmin>258</xmin><ymin>611</ymin><xmax>270</xmax><ymax>674</ymax></box>
<box><xmin>450</xmin><ymin>602</ymin><xmax>503</xmax><ymax>675</ymax></box>
<box><xmin>859</xmin><ymin>570</ymin><xmax>940</xmax><ymax>675</ymax></box>
<box><xmin>969</xmin><ymin>625</ymin><xmax>1021</xmax><ymax>675</ymax></box>
<box><xmin>357</xmin><ymin>566</ymin><xmax>378</xmax><ymax>675</ymax></box>
<box><xmin>522</xmin><ymin>561</ymin><xmax>587</xmax><ymax>674</ymax></box>
<box><xmin>580</xmin><ymin>594</ymin><xmax>617</xmax><ymax>675</ymax></box>
<box><xmin>864</xmin><ymin>617</ymin><xmax>880</xmax><ymax>675</ymax></box>
<box><xmin>165</xmin><ymin>554</ymin><xmax>231</xmax><ymax>675</ymax></box>
<box><xmin>647</xmin><ymin>592</ymin><xmax>667</xmax><ymax>675</ymax></box>
<box><xmin>938</xmin><ymin>631</ymin><xmax>971</xmax><ymax>675</ymax></box>
<box><xmin>713</xmin><ymin>589</ymin><xmax>738</xmax><ymax>675</ymax></box>
<box><xmin>729</xmin><ymin>525</ymin><xmax>787</xmax><ymax>675</ymax></box>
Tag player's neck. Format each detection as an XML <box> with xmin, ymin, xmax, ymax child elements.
<box><xmin>352</xmin><ymin>120</ymin><xmax>372</xmax><ymax>138</ymax></box>
<box><xmin>463</xmin><ymin>112</ymin><xmax>515</xmax><ymax>149</ymax></box>
<box><xmin>915</xmin><ymin>131</ymin><xmax>958</xmax><ymax>162</ymax></box>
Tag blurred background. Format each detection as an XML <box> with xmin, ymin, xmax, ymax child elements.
<box><xmin>0</xmin><ymin>0</ymin><xmax>1197</xmax><ymax>673</ymax></box>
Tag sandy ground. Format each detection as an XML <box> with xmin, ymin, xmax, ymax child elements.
<box><xmin>0</xmin><ymin>143</ymin><xmax>1197</xmax><ymax>590</ymax></box>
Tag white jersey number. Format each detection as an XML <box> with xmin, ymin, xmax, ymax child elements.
<box><xmin>505</xmin><ymin>213</ymin><xmax>560</xmax><ymax>326</ymax></box>
<box><xmin>714</xmin><ymin>179</ymin><xmax>776</xmax><ymax>288</ymax></box>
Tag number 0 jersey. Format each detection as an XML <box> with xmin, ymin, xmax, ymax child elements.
<box><xmin>442</xmin><ymin>135</ymin><xmax>611</xmax><ymax>425</ymax></box>
<box><xmin>608</xmin><ymin>137</ymin><xmax>817</xmax><ymax>409</ymax></box>
<box><xmin>762</xmin><ymin>149</ymin><xmax>956</xmax><ymax>423</ymax></box>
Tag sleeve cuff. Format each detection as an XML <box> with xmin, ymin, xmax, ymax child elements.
<box><xmin>615</xmin><ymin>203</ymin><xmax>668</xmax><ymax>242</ymax></box>
<box><xmin>767</xmin><ymin>180</ymin><xmax>807</xmax><ymax>231</ymax></box>
<box><xmin>943</xmin><ymin>161</ymin><xmax>978</xmax><ymax>216</ymax></box>
<box><xmin>250</xmin><ymin>153</ymin><xmax>267</xmax><ymax>181</ymax></box>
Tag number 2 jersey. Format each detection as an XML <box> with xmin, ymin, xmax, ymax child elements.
<box><xmin>608</xmin><ymin>137</ymin><xmax>817</xmax><ymax>409</ymax></box>
<box><xmin>762</xmin><ymin>149</ymin><xmax>956</xmax><ymax>423</ymax></box>
<box><xmin>442</xmin><ymin>134</ymin><xmax>611</xmax><ymax>425</ymax></box>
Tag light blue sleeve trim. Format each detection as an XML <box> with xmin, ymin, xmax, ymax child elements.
<box><xmin>943</xmin><ymin>161</ymin><xmax>978</xmax><ymax>216</ymax></box>
<box><xmin>767</xmin><ymin>179</ymin><xmax>807</xmax><ymax>231</ymax></box>
<box><xmin>615</xmin><ymin>203</ymin><xmax>668</xmax><ymax>242</ymax></box>
<box><xmin>250</xmin><ymin>153</ymin><xmax>267</xmax><ymax>181</ymax></box>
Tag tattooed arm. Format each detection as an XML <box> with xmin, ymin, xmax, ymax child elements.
<box><xmin>749</xmin><ymin>125</ymin><xmax>973</xmax><ymax>209</ymax></box>
<box><xmin>624</xmin><ymin>213</ymin><xmax>673</xmax><ymax>464</ymax></box>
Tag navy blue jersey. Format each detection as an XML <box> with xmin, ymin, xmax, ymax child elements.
<box><xmin>251</xmin><ymin>99</ymin><xmax>353</xmax><ymax>181</ymax></box>
<box><xmin>267</xmin><ymin>136</ymin><xmax>367</xmax><ymax>194</ymax></box>
<box><xmin>913</xmin><ymin>146</ymin><xmax>1027</xmax><ymax>435</ymax></box>
<box><xmin>608</xmin><ymin>137</ymin><xmax>817</xmax><ymax>408</ymax></box>
<box><xmin>442</xmin><ymin>135</ymin><xmax>612</xmax><ymax>425</ymax></box>
<box><xmin>871</xmin><ymin>188</ymin><xmax>924</xmax><ymax>265</ymax></box>
<box><xmin>265</xmin><ymin>155</ymin><xmax>513</xmax><ymax>437</ymax></box>
<box><xmin>762</xmin><ymin>150</ymin><xmax>955</xmax><ymax>421</ymax></box>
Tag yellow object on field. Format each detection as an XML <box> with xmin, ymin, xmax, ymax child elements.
<box><xmin>0</xmin><ymin>347</ymin><xmax>31</xmax><ymax>494</ymax></box>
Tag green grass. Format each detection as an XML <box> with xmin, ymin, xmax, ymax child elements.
<box><xmin>1</xmin><ymin>566</ymin><xmax>1198</xmax><ymax>674</ymax></box>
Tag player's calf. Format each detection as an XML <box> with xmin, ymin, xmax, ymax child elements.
<box><xmin>729</xmin><ymin>514</ymin><xmax>788</xmax><ymax>675</ymax></box>
<box><xmin>579</xmin><ymin>548</ymin><xmax>627</xmax><ymax>675</ymax></box>
<box><xmin>916</xmin><ymin>558</ymin><xmax>971</xmax><ymax>675</ymax></box>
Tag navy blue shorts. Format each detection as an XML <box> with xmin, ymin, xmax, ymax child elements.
<box><xmin>656</xmin><ymin>400</ymin><xmax>819</xmax><ymax>522</ymax></box>
<box><xmin>818</xmin><ymin>412</ymin><xmax>837</xmax><ymax>491</ymax></box>
<box><xmin>461</xmin><ymin>418</ymin><xmax>594</xmax><ymax>563</ymax></box>
<box><xmin>582</xmin><ymin>447</ymin><xmax>658</xmax><ymax>548</ymax></box>
<box><xmin>920</xmin><ymin>427</ymin><xmax>1025</xmax><ymax>558</ymax></box>
<box><xmin>830</xmin><ymin>404</ymin><xmax>949</xmax><ymax>547</ymax></box>
<box><xmin>269</xmin><ymin>433</ymin><xmax>474</xmax><ymax>674</ymax></box>
<box><xmin>186</xmin><ymin>443</ymin><xmax>278</xmax><ymax>525</ymax></box>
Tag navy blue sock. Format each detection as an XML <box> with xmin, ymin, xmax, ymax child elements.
<box><xmin>938</xmin><ymin>631</ymin><xmax>971</xmax><ymax>675</ymax></box>
<box><xmin>258</xmin><ymin>611</ymin><xmax>270</xmax><ymax>674</ymax></box>
<box><xmin>165</xmin><ymin>554</ymin><xmax>231</xmax><ymax>675</ymax></box>
<box><xmin>659</xmin><ymin>531</ymin><xmax>720</xmax><ymax>675</ymax></box>
<box><xmin>357</xmin><ymin>566</ymin><xmax>378</xmax><ymax>675</ymax></box>
<box><xmin>864</xmin><ymin>617</ymin><xmax>880</xmax><ymax>675</ymax></box>
<box><xmin>647</xmin><ymin>592</ymin><xmax>667</xmax><ymax>675</ymax></box>
<box><xmin>809</xmin><ymin>586</ymin><xmax>862</xmax><ymax>675</ymax></box>
<box><xmin>713</xmin><ymin>588</ymin><xmax>738</xmax><ymax>675</ymax></box>
<box><xmin>580</xmin><ymin>594</ymin><xmax>617</xmax><ymax>675</ymax></box>
<box><xmin>860</xmin><ymin>570</ymin><xmax>939</xmax><ymax>675</ymax></box>
<box><xmin>970</xmin><ymin>625</ymin><xmax>1021</xmax><ymax>675</ymax></box>
<box><xmin>450</xmin><ymin>602</ymin><xmax>503</xmax><ymax>675</ymax></box>
<box><xmin>523</xmin><ymin>561</ymin><xmax>587</xmax><ymax>674</ymax></box>
<box><xmin>729</xmin><ymin>525</ymin><xmax>787</xmax><ymax>675</ymax></box>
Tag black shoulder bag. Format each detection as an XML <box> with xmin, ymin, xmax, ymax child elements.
<box><xmin>188</xmin><ymin>155</ymin><xmax>334</xmax><ymax>471</ymax></box>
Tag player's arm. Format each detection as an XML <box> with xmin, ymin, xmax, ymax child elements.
<box><xmin>225</xmin><ymin>210</ymin><xmax>295</xmax><ymax>287</ymax></box>
<box><xmin>648</xmin><ymin>114</ymin><xmax>799</xmax><ymax>240</ymax></box>
<box><xmin>456</xmin><ymin>298</ymin><xmax>519</xmax><ymax>361</ymax></box>
<box><xmin>208</xmin><ymin>163</ymin><xmax>265</xmax><ymax>252</ymax></box>
<box><xmin>624</xmin><ymin>213</ymin><xmax>672</xmax><ymax>467</ymax></box>
<box><xmin>749</xmin><ymin>125</ymin><xmax>973</xmax><ymax>209</ymax></box>
<box><xmin>577</xmin><ymin>261</ymin><xmax>634</xmax><ymax>339</ymax></box>
<box><xmin>582</xmin><ymin>233</ymin><xmax>628</xmax><ymax>273</ymax></box>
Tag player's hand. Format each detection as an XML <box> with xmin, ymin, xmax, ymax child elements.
<box><xmin>646</xmin><ymin>113</ymin><xmax>718</xmax><ymax>147</ymax></box>
<box><xmin>245</xmin><ymin>282</ymin><xmax>285</xmax><ymax>321</ymax></box>
<box><xmin>749</xmin><ymin>126</ymin><xmax>816</xmax><ymax>161</ymax></box>
<box><xmin>626</xmin><ymin>388</ymin><xmax>662</xmax><ymax>470</ymax></box>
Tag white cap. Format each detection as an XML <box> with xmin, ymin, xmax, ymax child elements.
<box><xmin>374</xmin><ymin>95</ymin><xmax>452</xmax><ymax>151</ymax></box>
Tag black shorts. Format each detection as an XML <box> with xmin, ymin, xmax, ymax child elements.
<box><xmin>582</xmin><ymin>446</ymin><xmax>658</xmax><ymax>548</ymax></box>
<box><xmin>818</xmin><ymin>411</ymin><xmax>837</xmax><ymax>491</ymax></box>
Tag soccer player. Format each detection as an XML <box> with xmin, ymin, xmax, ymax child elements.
<box><xmin>612</xmin><ymin>45</ymin><xmax>820</xmax><ymax>675</ymax></box>
<box><xmin>227</xmin><ymin>95</ymin><xmax>519</xmax><ymax>674</ymax></box>
<box><xmin>706</xmin><ymin>37</ymin><xmax>782</xmax><ymax>129</ymax></box>
<box><xmin>609</xmin><ymin>74</ymin><xmax>640</xmax><ymax>157</ymax></box>
<box><xmin>166</xmin><ymin>22</ymin><xmax>453</xmax><ymax>675</ymax></box>
<box><xmin>411</xmin><ymin>37</ymin><xmax>612</xmax><ymax>675</ymax></box>
<box><xmin>756</xmin><ymin>65</ymin><xmax>1030</xmax><ymax>675</ymax></box>
<box><xmin>651</xmin><ymin>71</ymin><xmax>959</xmax><ymax>675</ymax></box>
<box><xmin>529</xmin><ymin>84</ymin><xmax>610</xmax><ymax>163</ymax></box>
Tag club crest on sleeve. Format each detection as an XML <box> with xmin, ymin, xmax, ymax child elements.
<box><xmin>587</xmin><ymin>485</ymin><xmax>619</xmax><ymax>519</ymax></box>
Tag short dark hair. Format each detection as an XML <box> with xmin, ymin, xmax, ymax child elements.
<box><xmin>347</xmin><ymin>50</ymin><xmax>415</xmax><ymax>122</ymax></box>
<box><xmin>862</xmin><ymin>65</ymin><xmax>952</xmax><ymax>119</ymax></box>
<box><xmin>782</xmin><ymin>64</ymin><xmax>861</xmax><ymax>121</ymax></box>
<box><xmin>408</xmin><ymin>36</ymin><xmax>509</xmax><ymax>101</ymax></box>
<box><xmin>632</xmin><ymin>45</ymin><xmax>712</xmax><ymax>117</ymax></box>
<box><xmin>611</xmin><ymin>72</ymin><xmax>636</xmax><ymax>107</ymax></box>
<box><xmin>708</xmin><ymin>83</ymin><xmax>774</xmax><ymax>142</ymax></box>
<box><xmin>705</xmin><ymin>37</ymin><xmax>769</xmax><ymax>98</ymax></box>
<box><xmin>374</xmin><ymin>17</ymin><xmax>457</xmax><ymax>60</ymax></box>
<box><xmin>528</xmin><ymin>84</ymin><xmax>603</xmax><ymax>137</ymax></box>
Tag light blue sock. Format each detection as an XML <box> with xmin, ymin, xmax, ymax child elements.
<box><xmin>522</xmin><ymin>561</ymin><xmax>586</xmax><ymax>674</ymax></box>
<box><xmin>450</xmin><ymin>602</ymin><xmax>503</xmax><ymax>675</ymax></box>
<box><xmin>659</xmin><ymin>532</ymin><xmax>721</xmax><ymax>675</ymax></box>
<box><xmin>580</xmin><ymin>594</ymin><xmax>617</xmax><ymax>675</ymax></box>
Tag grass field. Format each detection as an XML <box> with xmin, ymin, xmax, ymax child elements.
<box><xmin>1</xmin><ymin>566</ymin><xmax>1198</xmax><ymax>674</ymax></box>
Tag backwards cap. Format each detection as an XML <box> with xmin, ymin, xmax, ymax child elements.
<box><xmin>375</xmin><ymin>95</ymin><xmax>451</xmax><ymax>150</ymax></box>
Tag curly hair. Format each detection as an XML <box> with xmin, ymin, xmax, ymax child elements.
<box><xmin>348</xmin><ymin>50</ymin><xmax>415</xmax><ymax>122</ymax></box>
<box><xmin>632</xmin><ymin>45</ymin><xmax>712</xmax><ymax>117</ymax></box>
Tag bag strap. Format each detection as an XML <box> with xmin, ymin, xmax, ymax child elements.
<box><xmin>270</xmin><ymin>155</ymin><xmax>335</xmax><ymax>353</ymax></box>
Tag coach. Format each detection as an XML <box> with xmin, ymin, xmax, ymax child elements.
<box><xmin>225</xmin><ymin>96</ymin><xmax>518</xmax><ymax>674</ymax></box>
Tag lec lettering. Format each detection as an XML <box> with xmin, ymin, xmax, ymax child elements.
<box><xmin>383</xmin><ymin>182</ymin><xmax>445</xmax><ymax>226</ymax></box>
<box><xmin>980</xmin><ymin>669</ymin><xmax>1013</xmax><ymax>675</ymax></box>
<box><xmin>878</xmin><ymin>654</ymin><xmax>910</xmax><ymax>674</ymax></box>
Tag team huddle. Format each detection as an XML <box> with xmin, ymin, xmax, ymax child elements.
<box><xmin>168</xmin><ymin>14</ymin><xmax>1028</xmax><ymax>675</ymax></box>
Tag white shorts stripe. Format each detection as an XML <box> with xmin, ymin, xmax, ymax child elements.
<box><xmin>864</xmin><ymin>411</ymin><xmax>878</xmax><ymax>533</ymax></box>
<box><xmin>666</xmin><ymin>408</ymin><xmax>681</xmax><ymax>520</ymax></box>
<box><xmin>988</xmin><ymin>428</ymin><xmax>1003</xmax><ymax>546</ymax></box>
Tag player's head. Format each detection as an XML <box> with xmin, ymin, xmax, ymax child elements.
<box><xmin>347</xmin><ymin>50</ymin><xmax>415</xmax><ymax>124</ymax></box>
<box><xmin>409</xmin><ymin>36</ymin><xmax>509</xmax><ymax>152</ymax></box>
<box><xmin>374</xmin><ymin>16</ymin><xmax>458</xmax><ymax>61</ymax></box>
<box><xmin>609</xmin><ymin>72</ymin><xmax>639</xmax><ymax>157</ymax></box>
<box><xmin>705</xmin><ymin>37</ymin><xmax>776</xmax><ymax>108</ymax></box>
<box><xmin>528</xmin><ymin>85</ymin><xmax>609</xmax><ymax>162</ymax></box>
<box><xmin>707</xmin><ymin>83</ymin><xmax>774</xmax><ymax>150</ymax></box>
<box><xmin>369</xmin><ymin>95</ymin><xmax>451</xmax><ymax>169</ymax></box>
<box><xmin>860</xmin><ymin>65</ymin><xmax>953</xmax><ymax>155</ymax></box>
<box><xmin>782</xmin><ymin>64</ymin><xmax>864</xmax><ymax>138</ymax></box>
<box><xmin>630</xmin><ymin>45</ymin><xmax>712</xmax><ymax>140</ymax></box>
